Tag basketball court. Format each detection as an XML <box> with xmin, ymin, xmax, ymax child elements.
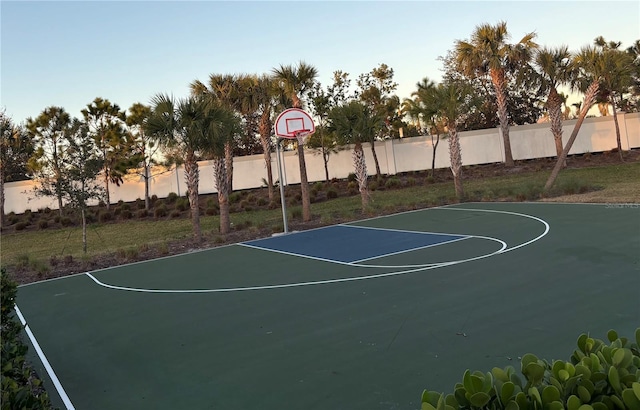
<box><xmin>16</xmin><ymin>202</ymin><xmax>639</xmax><ymax>410</ymax></box>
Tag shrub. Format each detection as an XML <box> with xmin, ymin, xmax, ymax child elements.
<box><xmin>257</xmin><ymin>197</ymin><xmax>268</xmax><ymax>206</ymax></box>
<box><xmin>166</xmin><ymin>192</ymin><xmax>178</xmax><ymax>203</ymax></box>
<box><xmin>120</xmin><ymin>210</ymin><xmax>133</xmax><ymax>220</ymax></box>
<box><xmin>8</xmin><ymin>215</ymin><xmax>19</xmax><ymax>225</ymax></box>
<box><xmin>85</xmin><ymin>212</ymin><xmax>97</xmax><ymax>223</ymax></box>
<box><xmin>137</xmin><ymin>209</ymin><xmax>148</xmax><ymax>218</ymax></box>
<box><xmin>151</xmin><ymin>194</ymin><xmax>158</xmax><ymax>203</ymax></box>
<box><xmin>327</xmin><ymin>188</ymin><xmax>338</xmax><ymax>199</ymax></box>
<box><xmin>347</xmin><ymin>173</ymin><xmax>357</xmax><ymax>182</ymax></box>
<box><xmin>425</xmin><ymin>176</ymin><xmax>435</xmax><ymax>184</ymax></box>
<box><xmin>154</xmin><ymin>205</ymin><xmax>168</xmax><ymax>218</ymax></box>
<box><xmin>15</xmin><ymin>222</ymin><xmax>28</xmax><ymax>231</ymax></box>
<box><xmin>113</xmin><ymin>207</ymin><xmax>122</xmax><ymax>216</ymax></box>
<box><xmin>98</xmin><ymin>212</ymin><xmax>112</xmax><ymax>223</ymax></box>
<box><xmin>206</xmin><ymin>198</ymin><xmax>217</xmax><ymax>208</ymax></box>
<box><xmin>347</xmin><ymin>181</ymin><xmax>358</xmax><ymax>190</ymax></box>
<box><xmin>406</xmin><ymin>177</ymin><xmax>417</xmax><ymax>187</ymax></box>
<box><xmin>290</xmin><ymin>207</ymin><xmax>302</xmax><ymax>220</ymax></box>
<box><xmin>37</xmin><ymin>220</ymin><xmax>48</xmax><ymax>229</ymax></box>
<box><xmin>205</xmin><ymin>207</ymin><xmax>218</xmax><ymax>216</ymax></box>
<box><xmin>369</xmin><ymin>181</ymin><xmax>379</xmax><ymax>191</ymax></box>
<box><xmin>229</xmin><ymin>192</ymin><xmax>243</xmax><ymax>204</ymax></box>
<box><xmin>385</xmin><ymin>177</ymin><xmax>401</xmax><ymax>189</ymax></box>
<box><xmin>313</xmin><ymin>181</ymin><xmax>325</xmax><ymax>191</ymax></box>
<box><xmin>170</xmin><ymin>210</ymin><xmax>181</xmax><ymax>218</ymax></box>
<box><xmin>53</xmin><ymin>215</ymin><xmax>61</xmax><ymax>223</ymax></box>
<box><xmin>136</xmin><ymin>198</ymin><xmax>144</xmax><ymax>209</ymax></box>
<box><xmin>154</xmin><ymin>199</ymin><xmax>165</xmax><ymax>207</ymax></box>
<box><xmin>63</xmin><ymin>255</ymin><xmax>73</xmax><ymax>265</ymax></box>
<box><xmin>176</xmin><ymin>198</ymin><xmax>189</xmax><ymax>212</ymax></box>
<box><xmin>1</xmin><ymin>268</ymin><xmax>54</xmax><ymax>409</ymax></box>
<box><xmin>121</xmin><ymin>203</ymin><xmax>131</xmax><ymax>211</ymax></box>
<box><xmin>421</xmin><ymin>328</ymin><xmax>640</xmax><ymax>410</ymax></box>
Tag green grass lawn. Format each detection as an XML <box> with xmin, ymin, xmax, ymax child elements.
<box><xmin>1</xmin><ymin>162</ymin><xmax>638</xmax><ymax>272</ymax></box>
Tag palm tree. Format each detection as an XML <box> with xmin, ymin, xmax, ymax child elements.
<box><xmin>328</xmin><ymin>101</ymin><xmax>381</xmax><ymax>210</ymax></box>
<box><xmin>191</xmin><ymin>74</ymin><xmax>239</xmax><ymax>192</ymax></box>
<box><xmin>593</xmin><ymin>37</ymin><xmax>635</xmax><ymax>162</ymax></box>
<box><xmin>455</xmin><ymin>21</ymin><xmax>538</xmax><ymax>167</ymax></box>
<box><xmin>534</xmin><ymin>46</ymin><xmax>575</xmax><ymax>165</ymax></box>
<box><xmin>403</xmin><ymin>77</ymin><xmax>446</xmax><ymax>179</ymax></box>
<box><xmin>422</xmin><ymin>81</ymin><xmax>473</xmax><ymax>198</ymax></box>
<box><xmin>200</xmin><ymin>102</ymin><xmax>242</xmax><ymax>235</ymax></box>
<box><xmin>544</xmin><ymin>46</ymin><xmax>603</xmax><ymax>191</ymax></box>
<box><xmin>272</xmin><ymin>61</ymin><xmax>318</xmax><ymax>222</ymax></box>
<box><xmin>255</xmin><ymin>74</ymin><xmax>277</xmax><ymax>201</ymax></box>
<box><xmin>146</xmin><ymin>94</ymin><xmax>237</xmax><ymax>240</ymax></box>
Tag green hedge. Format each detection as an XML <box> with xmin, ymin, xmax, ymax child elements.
<box><xmin>1</xmin><ymin>268</ymin><xmax>54</xmax><ymax>409</ymax></box>
<box><xmin>422</xmin><ymin>329</ymin><xmax>640</xmax><ymax>410</ymax></box>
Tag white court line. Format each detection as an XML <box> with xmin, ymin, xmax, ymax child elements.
<box><xmin>15</xmin><ymin>306</ymin><xmax>75</xmax><ymax>410</ymax></box>
<box><xmin>84</xmin><ymin>207</ymin><xmax>549</xmax><ymax>293</ymax></box>
<box><xmin>350</xmin><ymin>235</ymin><xmax>506</xmax><ymax>267</ymax></box>
<box><xmin>238</xmin><ymin>242</ymin><xmax>361</xmax><ymax>267</ymax></box>
<box><xmin>338</xmin><ymin>223</ymin><xmax>466</xmax><ymax>237</ymax></box>
<box><xmin>350</xmin><ymin>236</ymin><xmax>472</xmax><ymax>264</ymax></box>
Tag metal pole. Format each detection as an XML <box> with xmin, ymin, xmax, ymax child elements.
<box><xmin>275</xmin><ymin>138</ymin><xmax>289</xmax><ymax>233</ymax></box>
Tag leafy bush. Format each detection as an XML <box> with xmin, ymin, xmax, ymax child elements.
<box><xmin>121</xmin><ymin>203</ymin><xmax>131</xmax><ymax>211</ymax></box>
<box><xmin>229</xmin><ymin>192</ymin><xmax>243</xmax><ymax>204</ymax></box>
<box><xmin>166</xmin><ymin>192</ymin><xmax>178</xmax><ymax>203</ymax></box>
<box><xmin>137</xmin><ymin>209</ymin><xmax>148</xmax><ymax>218</ymax></box>
<box><xmin>385</xmin><ymin>177</ymin><xmax>401</xmax><ymax>189</ymax></box>
<box><xmin>347</xmin><ymin>181</ymin><xmax>358</xmax><ymax>190</ymax></box>
<box><xmin>60</xmin><ymin>217</ymin><xmax>73</xmax><ymax>227</ymax></box>
<box><xmin>38</xmin><ymin>220</ymin><xmax>48</xmax><ymax>229</ymax></box>
<box><xmin>257</xmin><ymin>197</ymin><xmax>268</xmax><ymax>206</ymax></box>
<box><xmin>15</xmin><ymin>222</ymin><xmax>28</xmax><ymax>231</ymax></box>
<box><xmin>170</xmin><ymin>210</ymin><xmax>181</xmax><ymax>218</ymax></box>
<box><xmin>1</xmin><ymin>268</ymin><xmax>54</xmax><ymax>409</ymax></box>
<box><xmin>154</xmin><ymin>205</ymin><xmax>167</xmax><ymax>218</ymax></box>
<box><xmin>120</xmin><ymin>210</ymin><xmax>133</xmax><ymax>220</ymax></box>
<box><xmin>327</xmin><ymin>188</ymin><xmax>338</xmax><ymax>199</ymax></box>
<box><xmin>347</xmin><ymin>173</ymin><xmax>357</xmax><ymax>182</ymax></box>
<box><xmin>313</xmin><ymin>181</ymin><xmax>325</xmax><ymax>191</ymax></box>
<box><xmin>205</xmin><ymin>207</ymin><xmax>218</xmax><ymax>216</ymax></box>
<box><xmin>175</xmin><ymin>198</ymin><xmax>189</xmax><ymax>212</ymax></box>
<box><xmin>421</xmin><ymin>328</ymin><xmax>640</xmax><ymax>410</ymax></box>
<box><xmin>98</xmin><ymin>212</ymin><xmax>112</xmax><ymax>223</ymax></box>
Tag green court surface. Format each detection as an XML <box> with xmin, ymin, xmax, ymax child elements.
<box><xmin>16</xmin><ymin>202</ymin><xmax>640</xmax><ymax>410</ymax></box>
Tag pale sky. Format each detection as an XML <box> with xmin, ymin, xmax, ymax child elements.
<box><xmin>2</xmin><ymin>1</ymin><xmax>639</xmax><ymax>124</ymax></box>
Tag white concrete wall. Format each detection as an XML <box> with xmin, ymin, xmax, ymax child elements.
<box><xmin>4</xmin><ymin>113</ymin><xmax>638</xmax><ymax>214</ymax></box>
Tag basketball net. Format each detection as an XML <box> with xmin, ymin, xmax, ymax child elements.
<box><xmin>294</xmin><ymin>130</ymin><xmax>311</xmax><ymax>145</ymax></box>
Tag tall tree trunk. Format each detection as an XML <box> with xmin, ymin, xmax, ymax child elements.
<box><xmin>353</xmin><ymin>142</ymin><xmax>369</xmax><ymax>211</ymax></box>
<box><xmin>431</xmin><ymin>133</ymin><xmax>440</xmax><ymax>178</ymax></box>
<box><xmin>323</xmin><ymin>148</ymin><xmax>330</xmax><ymax>182</ymax></box>
<box><xmin>448</xmin><ymin>125</ymin><xmax>464</xmax><ymax>199</ymax></box>
<box><xmin>81</xmin><ymin>207</ymin><xmax>87</xmax><ymax>254</ymax></box>
<box><xmin>144</xmin><ymin>164</ymin><xmax>150</xmax><ymax>211</ymax></box>
<box><xmin>213</xmin><ymin>157</ymin><xmax>230</xmax><ymax>234</ymax></box>
<box><xmin>544</xmin><ymin>81</ymin><xmax>599</xmax><ymax>192</ymax></box>
<box><xmin>104</xmin><ymin>172</ymin><xmax>111</xmax><ymax>210</ymax></box>
<box><xmin>184</xmin><ymin>152</ymin><xmax>201</xmax><ymax>241</ymax></box>
<box><xmin>296</xmin><ymin>135</ymin><xmax>311</xmax><ymax>222</ymax></box>
<box><xmin>548</xmin><ymin>87</ymin><xmax>566</xmax><ymax>168</ymax></box>
<box><xmin>610</xmin><ymin>94</ymin><xmax>624</xmax><ymax>162</ymax></box>
<box><xmin>225</xmin><ymin>141</ymin><xmax>233</xmax><ymax>193</ymax></box>
<box><xmin>370</xmin><ymin>140</ymin><xmax>382</xmax><ymax>177</ymax></box>
<box><xmin>259</xmin><ymin>110</ymin><xmax>274</xmax><ymax>201</ymax></box>
<box><xmin>490</xmin><ymin>68</ymin><xmax>514</xmax><ymax>167</ymax></box>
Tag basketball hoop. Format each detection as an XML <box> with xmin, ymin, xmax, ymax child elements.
<box><xmin>293</xmin><ymin>129</ymin><xmax>312</xmax><ymax>145</ymax></box>
<box><xmin>274</xmin><ymin>108</ymin><xmax>316</xmax><ymax>140</ymax></box>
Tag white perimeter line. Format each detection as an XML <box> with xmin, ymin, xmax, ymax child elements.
<box><xmin>14</xmin><ymin>306</ymin><xmax>75</xmax><ymax>410</ymax></box>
